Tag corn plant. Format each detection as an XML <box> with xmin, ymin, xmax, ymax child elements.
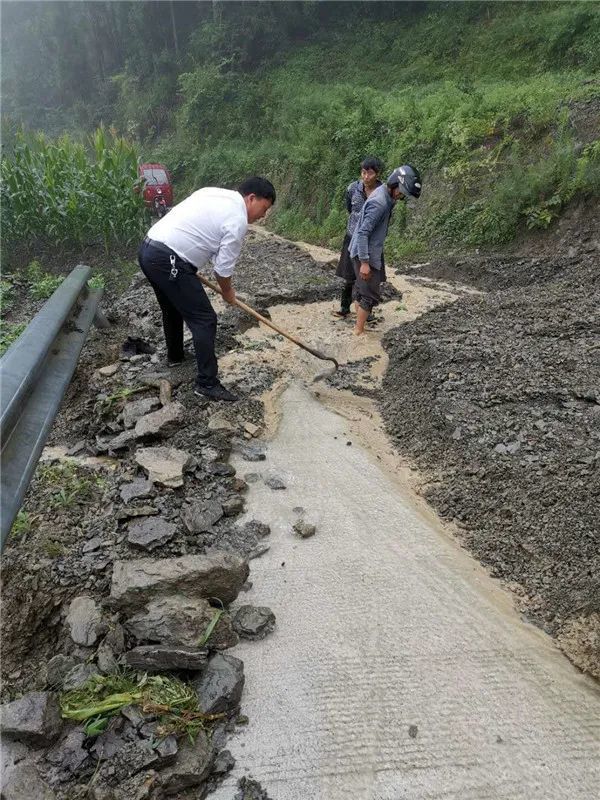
<box><xmin>1</xmin><ymin>126</ymin><xmax>146</xmax><ymax>251</ymax></box>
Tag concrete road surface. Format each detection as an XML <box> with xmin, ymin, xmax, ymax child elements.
<box><xmin>212</xmin><ymin>383</ymin><xmax>600</xmax><ymax>799</ymax></box>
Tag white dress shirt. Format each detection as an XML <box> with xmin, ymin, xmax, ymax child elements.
<box><xmin>147</xmin><ymin>187</ymin><xmax>248</xmax><ymax>278</ymax></box>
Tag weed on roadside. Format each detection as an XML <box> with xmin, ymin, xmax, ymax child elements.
<box><xmin>0</xmin><ymin>320</ymin><xmax>26</xmax><ymax>356</ymax></box>
<box><xmin>26</xmin><ymin>259</ymin><xmax>63</xmax><ymax>300</ymax></box>
<box><xmin>10</xmin><ymin>510</ymin><xmax>36</xmax><ymax>538</ymax></box>
<box><xmin>42</xmin><ymin>538</ymin><xmax>66</xmax><ymax>558</ymax></box>
<box><xmin>95</xmin><ymin>385</ymin><xmax>147</xmax><ymax>417</ymax></box>
<box><xmin>37</xmin><ymin>461</ymin><xmax>106</xmax><ymax>510</ymax></box>
<box><xmin>61</xmin><ymin>672</ymin><xmax>224</xmax><ymax>742</ymax></box>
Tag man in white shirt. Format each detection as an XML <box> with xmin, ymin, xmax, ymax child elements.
<box><xmin>138</xmin><ymin>177</ymin><xmax>276</xmax><ymax>402</ymax></box>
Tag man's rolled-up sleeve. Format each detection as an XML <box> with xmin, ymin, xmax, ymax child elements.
<box><xmin>212</xmin><ymin>218</ymin><xmax>247</xmax><ymax>278</ymax></box>
<box><xmin>355</xmin><ymin>202</ymin><xmax>385</xmax><ymax>262</ymax></box>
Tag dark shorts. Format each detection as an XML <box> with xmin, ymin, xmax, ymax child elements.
<box><xmin>352</xmin><ymin>257</ymin><xmax>382</xmax><ymax>311</ymax></box>
<box><xmin>335</xmin><ymin>233</ymin><xmax>355</xmax><ymax>282</ymax></box>
<box><xmin>337</xmin><ymin>234</ymin><xmax>386</xmax><ymax>283</ymax></box>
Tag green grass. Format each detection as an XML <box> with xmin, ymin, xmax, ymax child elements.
<box><xmin>37</xmin><ymin>462</ymin><xmax>105</xmax><ymax>510</ymax></box>
<box><xmin>26</xmin><ymin>260</ymin><xmax>64</xmax><ymax>300</ymax></box>
<box><xmin>10</xmin><ymin>510</ymin><xmax>34</xmax><ymax>538</ymax></box>
<box><xmin>42</xmin><ymin>538</ymin><xmax>66</xmax><ymax>558</ymax></box>
<box><xmin>0</xmin><ymin>320</ymin><xmax>26</xmax><ymax>356</ymax></box>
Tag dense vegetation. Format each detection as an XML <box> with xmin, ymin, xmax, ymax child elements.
<box><xmin>2</xmin><ymin>1</ymin><xmax>599</xmax><ymax>257</ymax></box>
<box><xmin>1</xmin><ymin>128</ymin><xmax>144</xmax><ymax>251</ymax></box>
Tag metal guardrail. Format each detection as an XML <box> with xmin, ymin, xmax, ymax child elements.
<box><xmin>0</xmin><ymin>265</ymin><xmax>104</xmax><ymax>548</ymax></box>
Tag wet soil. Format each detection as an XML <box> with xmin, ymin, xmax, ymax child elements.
<box><xmin>382</xmin><ymin>254</ymin><xmax>600</xmax><ymax>676</ymax></box>
<box><xmin>1</xmin><ymin>222</ymin><xmax>598</xmax><ymax>797</ymax></box>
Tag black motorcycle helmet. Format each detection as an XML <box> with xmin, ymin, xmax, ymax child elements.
<box><xmin>386</xmin><ymin>164</ymin><xmax>422</xmax><ymax>199</ymax></box>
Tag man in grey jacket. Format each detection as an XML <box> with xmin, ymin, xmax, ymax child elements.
<box><xmin>349</xmin><ymin>164</ymin><xmax>422</xmax><ymax>335</ymax></box>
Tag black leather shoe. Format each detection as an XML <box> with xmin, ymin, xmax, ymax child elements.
<box><xmin>194</xmin><ymin>382</ymin><xmax>238</xmax><ymax>402</ymax></box>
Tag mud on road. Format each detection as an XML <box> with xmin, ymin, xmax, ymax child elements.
<box><xmin>1</xmin><ymin>223</ymin><xmax>598</xmax><ymax>799</ymax></box>
<box><xmin>382</xmin><ymin>249</ymin><xmax>600</xmax><ymax>678</ymax></box>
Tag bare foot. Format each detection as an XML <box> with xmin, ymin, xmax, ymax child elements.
<box><xmin>353</xmin><ymin>327</ymin><xmax>365</xmax><ymax>336</ymax></box>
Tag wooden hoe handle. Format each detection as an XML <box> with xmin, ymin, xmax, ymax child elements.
<box><xmin>197</xmin><ymin>274</ymin><xmax>339</xmax><ymax>369</ymax></box>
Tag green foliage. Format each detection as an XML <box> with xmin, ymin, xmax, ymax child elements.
<box><xmin>10</xmin><ymin>510</ymin><xmax>34</xmax><ymax>538</ymax></box>
<box><xmin>0</xmin><ymin>127</ymin><xmax>145</xmax><ymax>251</ymax></box>
<box><xmin>88</xmin><ymin>275</ymin><xmax>106</xmax><ymax>290</ymax></box>
<box><xmin>61</xmin><ymin>672</ymin><xmax>222</xmax><ymax>742</ymax></box>
<box><xmin>0</xmin><ymin>321</ymin><xmax>26</xmax><ymax>356</ymax></box>
<box><xmin>37</xmin><ymin>462</ymin><xmax>105</xmax><ymax>510</ymax></box>
<box><xmin>26</xmin><ymin>260</ymin><xmax>64</xmax><ymax>300</ymax></box>
<box><xmin>3</xmin><ymin>2</ymin><xmax>600</xmax><ymax>255</ymax></box>
<box><xmin>0</xmin><ymin>279</ymin><xmax>14</xmax><ymax>311</ymax></box>
<box><xmin>42</xmin><ymin>538</ymin><xmax>66</xmax><ymax>558</ymax></box>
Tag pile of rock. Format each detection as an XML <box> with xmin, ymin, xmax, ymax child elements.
<box><xmin>1</xmin><ymin>551</ymin><xmax>276</xmax><ymax>799</ymax></box>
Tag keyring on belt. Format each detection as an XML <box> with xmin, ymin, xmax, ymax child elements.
<box><xmin>169</xmin><ymin>254</ymin><xmax>178</xmax><ymax>281</ymax></box>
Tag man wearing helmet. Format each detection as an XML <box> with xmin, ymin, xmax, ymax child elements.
<box><xmin>348</xmin><ymin>164</ymin><xmax>422</xmax><ymax>335</ymax></box>
<box><xmin>333</xmin><ymin>156</ymin><xmax>384</xmax><ymax>319</ymax></box>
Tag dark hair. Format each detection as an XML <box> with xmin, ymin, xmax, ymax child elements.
<box><xmin>360</xmin><ymin>157</ymin><xmax>383</xmax><ymax>174</ymax></box>
<box><xmin>238</xmin><ymin>176</ymin><xmax>276</xmax><ymax>204</ymax></box>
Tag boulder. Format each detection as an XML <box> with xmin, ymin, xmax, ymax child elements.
<box><xmin>207</xmin><ymin>415</ymin><xmax>236</xmax><ymax>433</ymax></box>
<box><xmin>242</xmin><ymin>520</ymin><xmax>271</xmax><ymax>539</ymax></box>
<box><xmin>127</xmin><ymin>518</ymin><xmax>176</xmax><ymax>551</ymax></box>
<box><xmin>152</xmin><ymin>735</ymin><xmax>178</xmax><ymax>769</ymax></box>
<box><xmin>89</xmin><ymin>770</ymin><xmax>161</xmax><ymax>800</ymax></box>
<box><xmin>193</xmin><ymin>653</ymin><xmax>244</xmax><ymax>715</ymax></box>
<box><xmin>293</xmin><ymin>520</ymin><xmax>317</xmax><ymax>538</ymax></box>
<box><xmin>160</xmin><ymin>733</ymin><xmax>215</xmax><ymax>796</ymax></box>
<box><xmin>243</xmin><ymin>422</ymin><xmax>261</xmax><ymax>438</ymax></box>
<box><xmin>135</xmin><ymin>446</ymin><xmax>193</xmax><ymax>488</ymax></box>
<box><xmin>235</xmin><ymin>776</ymin><xmax>273</xmax><ymax>799</ymax></box>
<box><xmin>96</xmin><ymin>625</ymin><xmax>126</xmax><ymax>674</ymax></box>
<box><xmin>222</xmin><ymin>496</ymin><xmax>244</xmax><ymax>517</ymax></box>
<box><xmin>110</xmin><ymin>551</ymin><xmax>249</xmax><ymax>613</ymax></box>
<box><xmin>115</xmin><ymin>505</ymin><xmax>158</xmax><ymax>521</ymax></box>
<box><xmin>62</xmin><ymin>664</ymin><xmax>99</xmax><ymax>692</ymax></box>
<box><xmin>208</xmin><ymin>462</ymin><xmax>236</xmax><ymax>477</ymax></box>
<box><xmin>106</xmin><ymin>429</ymin><xmax>138</xmax><ymax>451</ymax></box>
<box><xmin>1</xmin><ymin>763</ymin><xmax>57</xmax><ymax>800</ymax></box>
<box><xmin>237</xmin><ymin>443</ymin><xmax>266</xmax><ymax>462</ymax></box>
<box><xmin>233</xmin><ymin>605</ymin><xmax>276</xmax><ymax>641</ymax></box>
<box><xmin>181</xmin><ymin>500</ymin><xmax>223</xmax><ymax>534</ymax></box>
<box><xmin>66</xmin><ymin>595</ymin><xmax>102</xmax><ymax>647</ymax></box>
<box><xmin>45</xmin><ymin>726</ymin><xmax>89</xmax><ymax>777</ymax></box>
<box><xmin>125</xmin><ymin>645</ymin><xmax>208</xmax><ymax>671</ymax></box>
<box><xmin>264</xmin><ymin>474</ymin><xmax>286</xmax><ymax>490</ymax></box>
<box><xmin>119</xmin><ymin>478</ymin><xmax>154</xmax><ymax>504</ymax></box>
<box><xmin>46</xmin><ymin>655</ymin><xmax>77</xmax><ymax>689</ymax></box>
<box><xmin>134</xmin><ymin>402</ymin><xmax>185</xmax><ymax>439</ymax></box>
<box><xmin>0</xmin><ymin>692</ymin><xmax>62</xmax><ymax>747</ymax></box>
<box><xmin>122</xmin><ymin>398</ymin><xmax>160</xmax><ymax>429</ymax></box>
<box><xmin>88</xmin><ymin>742</ymin><xmax>160</xmax><ymax>798</ymax></box>
<box><xmin>212</xmin><ymin>749</ymin><xmax>235</xmax><ymax>776</ymax></box>
<box><xmin>124</xmin><ymin>596</ymin><xmax>237</xmax><ymax>650</ymax></box>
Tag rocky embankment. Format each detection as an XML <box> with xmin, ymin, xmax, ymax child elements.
<box><xmin>0</xmin><ymin>231</ymin><xmax>336</xmax><ymax>799</ymax></box>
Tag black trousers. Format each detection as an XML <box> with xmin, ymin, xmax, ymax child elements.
<box><xmin>138</xmin><ymin>240</ymin><xmax>218</xmax><ymax>387</ymax></box>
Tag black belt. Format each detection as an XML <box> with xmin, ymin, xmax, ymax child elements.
<box><xmin>143</xmin><ymin>237</ymin><xmax>195</xmax><ymax>269</ymax></box>
<box><xmin>143</xmin><ymin>236</ymin><xmax>175</xmax><ymax>255</ymax></box>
